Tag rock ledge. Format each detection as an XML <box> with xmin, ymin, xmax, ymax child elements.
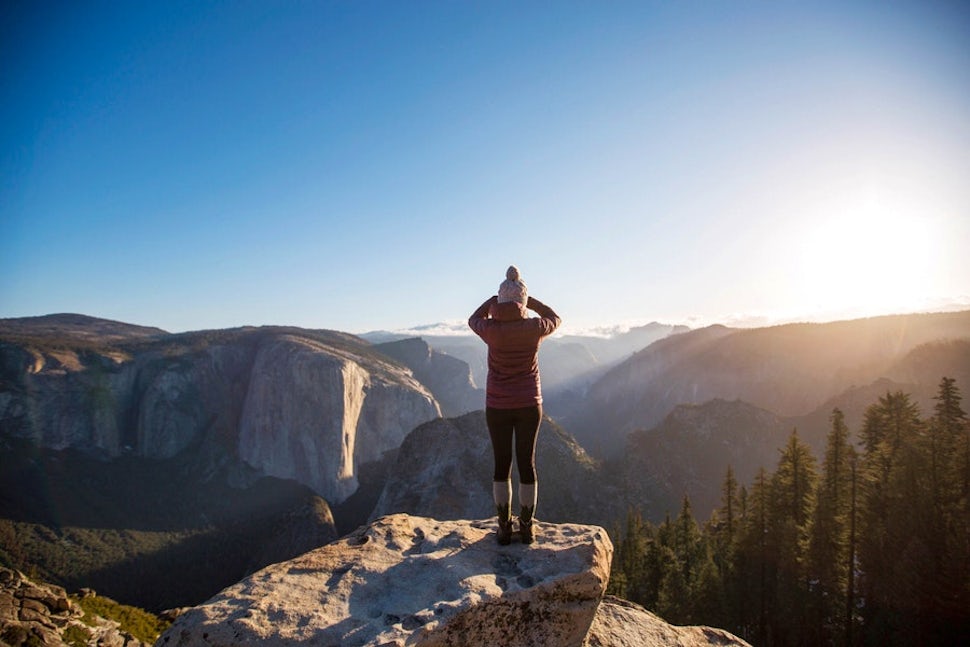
<box><xmin>159</xmin><ymin>513</ymin><xmax>612</xmax><ymax>647</ymax></box>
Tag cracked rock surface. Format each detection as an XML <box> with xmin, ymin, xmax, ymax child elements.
<box><xmin>158</xmin><ymin>513</ymin><xmax>612</xmax><ymax>647</ymax></box>
<box><xmin>0</xmin><ymin>567</ymin><xmax>148</xmax><ymax>647</ymax></box>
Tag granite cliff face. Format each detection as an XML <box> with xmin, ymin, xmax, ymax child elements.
<box><xmin>0</xmin><ymin>317</ymin><xmax>440</xmax><ymax>504</ymax></box>
<box><xmin>374</xmin><ymin>337</ymin><xmax>483</xmax><ymax>417</ymax></box>
<box><xmin>237</xmin><ymin>334</ymin><xmax>440</xmax><ymax>502</ymax></box>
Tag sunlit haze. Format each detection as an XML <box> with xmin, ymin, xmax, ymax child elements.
<box><xmin>2</xmin><ymin>1</ymin><xmax>968</xmax><ymax>335</ymax></box>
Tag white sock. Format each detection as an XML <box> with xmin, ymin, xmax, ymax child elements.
<box><xmin>493</xmin><ymin>480</ymin><xmax>512</xmax><ymax>508</ymax></box>
<box><xmin>519</xmin><ymin>482</ymin><xmax>537</xmax><ymax>511</ymax></box>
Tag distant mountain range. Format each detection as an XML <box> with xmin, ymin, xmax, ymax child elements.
<box><xmin>568</xmin><ymin>310</ymin><xmax>970</xmax><ymax>457</ymax></box>
<box><xmin>367</xmin><ymin>310</ymin><xmax>970</xmax><ymax>524</ymax></box>
<box><xmin>363</xmin><ymin>320</ymin><xmax>689</xmax><ymax>393</ymax></box>
<box><xmin>1</xmin><ymin>309</ymin><xmax>968</xmax><ymax>613</ymax></box>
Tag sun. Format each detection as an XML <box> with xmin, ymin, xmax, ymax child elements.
<box><xmin>792</xmin><ymin>191</ymin><xmax>933</xmax><ymax>318</ymax></box>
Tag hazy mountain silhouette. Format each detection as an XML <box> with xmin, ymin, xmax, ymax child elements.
<box><xmin>362</xmin><ymin>321</ymin><xmax>687</xmax><ymax>393</ymax></box>
<box><xmin>571</xmin><ymin>311</ymin><xmax>970</xmax><ymax>457</ymax></box>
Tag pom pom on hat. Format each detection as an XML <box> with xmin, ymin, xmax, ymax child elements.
<box><xmin>498</xmin><ymin>265</ymin><xmax>528</xmax><ymax>305</ymax></box>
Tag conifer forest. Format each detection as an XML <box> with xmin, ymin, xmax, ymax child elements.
<box><xmin>607</xmin><ymin>377</ymin><xmax>970</xmax><ymax>647</ymax></box>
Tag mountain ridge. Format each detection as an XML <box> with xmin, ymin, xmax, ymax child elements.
<box><xmin>0</xmin><ymin>321</ymin><xmax>440</xmax><ymax>500</ymax></box>
<box><xmin>0</xmin><ymin>313</ymin><xmax>170</xmax><ymax>340</ymax></box>
<box><xmin>362</xmin><ymin>320</ymin><xmax>689</xmax><ymax>393</ymax></box>
<box><xmin>570</xmin><ymin>309</ymin><xmax>970</xmax><ymax>456</ymax></box>
<box><xmin>2</xmin><ymin>308</ymin><xmax>967</xmax><ymax>619</ymax></box>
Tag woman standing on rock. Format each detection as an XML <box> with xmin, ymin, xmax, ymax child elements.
<box><xmin>468</xmin><ymin>266</ymin><xmax>561</xmax><ymax>545</ymax></box>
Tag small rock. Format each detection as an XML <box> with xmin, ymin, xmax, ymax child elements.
<box><xmin>584</xmin><ymin>596</ymin><xmax>752</xmax><ymax>647</ymax></box>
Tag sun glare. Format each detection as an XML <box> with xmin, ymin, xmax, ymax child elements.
<box><xmin>793</xmin><ymin>190</ymin><xmax>933</xmax><ymax>319</ymax></box>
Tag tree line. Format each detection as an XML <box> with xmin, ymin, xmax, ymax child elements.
<box><xmin>607</xmin><ymin>377</ymin><xmax>970</xmax><ymax>646</ymax></box>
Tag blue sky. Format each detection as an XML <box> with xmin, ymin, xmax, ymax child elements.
<box><xmin>2</xmin><ymin>1</ymin><xmax>968</xmax><ymax>334</ymax></box>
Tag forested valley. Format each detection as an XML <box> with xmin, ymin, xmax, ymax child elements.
<box><xmin>608</xmin><ymin>377</ymin><xmax>970</xmax><ymax>647</ymax></box>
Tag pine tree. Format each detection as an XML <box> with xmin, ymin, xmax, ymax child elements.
<box><xmin>710</xmin><ymin>466</ymin><xmax>741</xmax><ymax>630</ymax></box>
<box><xmin>735</xmin><ymin>467</ymin><xmax>770</xmax><ymax>645</ymax></box>
<box><xmin>858</xmin><ymin>390</ymin><xmax>927</xmax><ymax>646</ymax></box>
<box><xmin>606</xmin><ymin>519</ymin><xmax>629</xmax><ymax>599</ymax></box>
<box><xmin>674</xmin><ymin>496</ymin><xmax>702</xmax><ymax>590</ymax></box>
<box><xmin>928</xmin><ymin>378</ymin><xmax>964</xmax><ymax>522</ymax></box>
<box><xmin>925</xmin><ymin>377</ymin><xmax>970</xmax><ymax>644</ymax></box>
<box><xmin>768</xmin><ymin>429</ymin><xmax>818</xmax><ymax>646</ymax></box>
<box><xmin>807</xmin><ymin>409</ymin><xmax>856</xmax><ymax>645</ymax></box>
<box><xmin>641</xmin><ymin>518</ymin><xmax>667</xmax><ymax>611</ymax></box>
<box><xmin>656</xmin><ymin>543</ymin><xmax>688</xmax><ymax>621</ymax></box>
<box><xmin>846</xmin><ymin>451</ymin><xmax>858</xmax><ymax>647</ymax></box>
<box><xmin>609</xmin><ymin>508</ymin><xmax>651</xmax><ymax>604</ymax></box>
<box><xmin>718</xmin><ymin>465</ymin><xmax>740</xmax><ymax>547</ymax></box>
<box><xmin>657</xmin><ymin>495</ymin><xmax>719</xmax><ymax>625</ymax></box>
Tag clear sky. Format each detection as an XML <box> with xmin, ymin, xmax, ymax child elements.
<box><xmin>2</xmin><ymin>1</ymin><xmax>968</xmax><ymax>335</ymax></box>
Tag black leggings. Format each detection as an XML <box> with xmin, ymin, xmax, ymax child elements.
<box><xmin>486</xmin><ymin>405</ymin><xmax>542</xmax><ymax>484</ymax></box>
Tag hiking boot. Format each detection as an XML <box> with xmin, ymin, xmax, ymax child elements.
<box><xmin>496</xmin><ymin>504</ymin><xmax>513</xmax><ymax>546</ymax></box>
<box><xmin>519</xmin><ymin>505</ymin><xmax>535</xmax><ymax>545</ymax></box>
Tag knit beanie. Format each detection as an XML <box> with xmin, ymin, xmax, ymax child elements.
<box><xmin>497</xmin><ymin>265</ymin><xmax>528</xmax><ymax>305</ymax></box>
